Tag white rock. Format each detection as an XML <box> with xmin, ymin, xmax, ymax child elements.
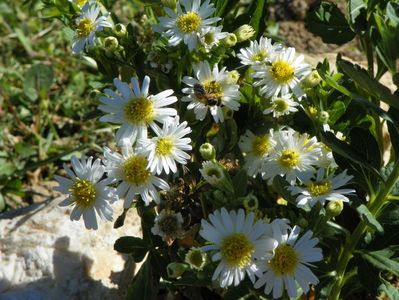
<box><xmin>0</xmin><ymin>197</ymin><xmax>142</xmax><ymax>300</ymax></box>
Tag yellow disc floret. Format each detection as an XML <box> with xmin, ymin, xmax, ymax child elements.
<box><xmin>308</xmin><ymin>180</ymin><xmax>332</xmax><ymax>196</ymax></box>
<box><xmin>70</xmin><ymin>179</ymin><xmax>97</xmax><ymax>208</ymax></box>
<box><xmin>252</xmin><ymin>135</ymin><xmax>270</xmax><ymax>157</ymax></box>
<box><xmin>124</xmin><ymin>97</ymin><xmax>155</xmax><ymax>125</ymax></box>
<box><xmin>220</xmin><ymin>233</ymin><xmax>255</xmax><ymax>268</ymax></box>
<box><xmin>270</xmin><ymin>61</ymin><xmax>295</xmax><ymax>84</ymax></box>
<box><xmin>279</xmin><ymin>149</ymin><xmax>300</xmax><ymax>169</ymax></box>
<box><xmin>156</xmin><ymin>137</ymin><xmax>174</xmax><ymax>156</ymax></box>
<box><xmin>122</xmin><ymin>155</ymin><xmax>151</xmax><ymax>185</ymax></box>
<box><xmin>176</xmin><ymin>11</ymin><xmax>202</xmax><ymax>33</ymax></box>
<box><xmin>252</xmin><ymin>50</ymin><xmax>268</xmax><ymax>62</ymax></box>
<box><xmin>203</xmin><ymin>80</ymin><xmax>223</xmax><ymax>98</ymax></box>
<box><xmin>269</xmin><ymin>244</ymin><xmax>299</xmax><ymax>275</ymax></box>
<box><xmin>76</xmin><ymin>18</ymin><xmax>94</xmax><ymax>38</ymax></box>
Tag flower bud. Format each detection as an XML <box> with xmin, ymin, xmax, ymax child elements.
<box><xmin>276</xmin><ymin>196</ymin><xmax>288</xmax><ymax>206</ymax></box>
<box><xmin>167</xmin><ymin>262</ymin><xmax>188</xmax><ymax>278</ymax></box>
<box><xmin>161</xmin><ymin>0</ymin><xmax>177</xmax><ymax>9</ymax></box>
<box><xmin>319</xmin><ymin>111</ymin><xmax>329</xmax><ymax>124</ymax></box>
<box><xmin>298</xmin><ymin>217</ymin><xmax>308</xmax><ymax>228</ymax></box>
<box><xmin>243</xmin><ymin>194</ymin><xmax>259</xmax><ymax>210</ymax></box>
<box><xmin>308</xmin><ymin>105</ymin><xmax>318</xmax><ymax>117</ymax></box>
<box><xmin>222</xmin><ymin>33</ymin><xmax>237</xmax><ymax>47</ymax></box>
<box><xmin>104</xmin><ymin>36</ymin><xmax>119</xmax><ymax>53</ymax></box>
<box><xmin>226</xmin><ymin>70</ymin><xmax>240</xmax><ymax>84</ymax></box>
<box><xmin>185</xmin><ymin>248</ymin><xmax>207</xmax><ymax>271</ymax></box>
<box><xmin>199</xmin><ymin>143</ymin><xmax>216</xmax><ymax>161</ymax></box>
<box><xmin>114</xmin><ymin>23</ymin><xmax>127</xmax><ymax>37</ymax></box>
<box><xmin>302</xmin><ymin>70</ymin><xmax>321</xmax><ymax>88</ymax></box>
<box><xmin>326</xmin><ymin>199</ymin><xmax>344</xmax><ymax>217</ymax></box>
<box><xmin>234</xmin><ymin>25</ymin><xmax>255</xmax><ymax>42</ymax></box>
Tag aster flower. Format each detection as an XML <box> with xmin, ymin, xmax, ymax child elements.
<box><xmin>55</xmin><ymin>156</ymin><xmax>117</xmax><ymax>230</ymax></box>
<box><xmin>182</xmin><ymin>61</ymin><xmax>240</xmax><ymax>123</ymax></box>
<box><xmin>98</xmin><ymin>76</ymin><xmax>177</xmax><ymax>145</ymax></box>
<box><xmin>199</xmin><ymin>161</ymin><xmax>225</xmax><ymax>186</ymax></box>
<box><xmin>254</xmin><ymin>219</ymin><xmax>323</xmax><ymax>299</ymax></box>
<box><xmin>154</xmin><ymin>0</ymin><xmax>220</xmax><ymax>51</ymax></box>
<box><xmin>137</xmin><ymin>116</ymin><xmax>192</xmax><ymax>175</ymax></box>
<box><xmin>253</xmin><ymin>47</ymin><xmax>311</xmax><ymax>98</ymax></box>
<box><xmin>185</xmin><ymin>247</ymin><xmax>208</xmax><ymax>270</ymax></box>
<box><xmin>151</xmin><ymin>209</ymin><xmax>184</xmax><ymax>243</ymax></box>
<box><xmin>103</xmin><ymin>146</ymin><xmax>169</xmax><ymax>207</ymax></box>
<box><xmin>288</xmin><ymin>168</ymin><xmax>356</xmax><ymax>209</ymax></box>
<box><xmin>263</xmin><ymin>94</ymin><xmax>299</xmax><ymax>118</ymax></box>
<box><xmin>72</xmin><ymin>3</ymin><xmax>112</xmax><ymax>54</ymax></box>
<box><xmin>237</xmin><ymin>37</ymin><xmax>280</xmax><ymax>66</ymax></box>
<box><xmin>199</xmin><ymin>208</ymin><xmax>276</xmax><ymax>288</ymax></box>
<box><xmin>238</xmin><ymin>129</ymin><xmax>276</xmax><ymax>177</ymax></box>
<box><xmin>262</xmin><ymin>128</ymin><xmax>322</xmax><ymax>184</ymax></box>
<box><xmin>200</xmin><ymin>25</ymin><xmax>228</xmax><ymax>52</ymax></box>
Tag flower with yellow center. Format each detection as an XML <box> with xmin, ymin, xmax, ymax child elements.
<box><xmin>263</xmin><ymin>94</ymin><xmax>299</xmax><ymax>118</ymax></box>
<box><xmin>151</xmin><ymin>209</ymin><xmax>184</xmax><ymax>243</ymax></box>
<box><xmin>200</xmin><ymin>26</ymin><xmax>228</xmax><ymax>52</ymax></box>
<box><xmin>253</xmin><ymin>47</ymin><xmax>311</xmax><ymax>98</ymax></box>
<box><xmin>238</xmin><ymin>37</ymin><xmax>280</xmax><ymax>66</ymax></box>
<box><xmin>154</xmin><ymin>0</ymin><xmax>220</xmax><ymax>51</ymax></box>
<box><xmin>254</xmin><ymin>219</ymin><xmax>322</xmax><ymax>299</ymax></box>
<box><xmin>103</xmin><ymin>147</ymin><xmax>170</xmax><ymax>207</ymax></box>
<box><xmin>278</xmin><ymin>149</ymin><xmax>300</xmax><ymax>169</ymax></box>
<box><xmin>99</xmin><ymin>76</ymin><xmax>177</xmax><ymax>146</ymax></box>
<box><xmin>56</xmin><ymin>156</ymin><xmax>118</xmax><ymax>230</ymax></box>
<box><xmin>200</xmin><ymin>208</ymin><xmax>276</xmax><ymax>288</ymax></box>
<box><xmin>289</xmin><ymin>168</ymin><xmax>355</xmax><ymax>209</ymax></box>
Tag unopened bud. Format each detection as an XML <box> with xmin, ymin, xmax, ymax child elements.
<box><xmin>167</xmin><ymin>262</ymin><xmax>188</xmax><ymax>278</ymax></box>
<box><xmin>234</xmin><ymin>25</ymin><xmax>255</xmax><ymax>42</ymax></box>
<box><xmin>319</xmin><ymin>111</ymin><xmax>329</xmax><ymax>123</ymax></box>
<box><xmin>199</xmin><ymin>143</ymin><xmax>216</xmax><ymax>161</ymax></box>
<box><xmin>302</xmin><ymin>70</ymin><xmax>321</xmax><ymax>88</ymax></box>
<box><xmin>114</xmin><ymin>23</ymin><xmax>127</xmax><ymax>37</ymax></box>
<box><xmin>326</xmin><ymin>200</ymin><xmax>344</xmax><ymax>217</ymax></box>
<box><xmin>243</xmin><ymin>194</ymin><xmax>259</xmax><ymax>210</ymax></box>
<box><xmin>104</xmin><ymin>36</ymin><xmax>119</xmax><ymax>52</ymax></box>
<box><xmin>222</xmin><ymin>33</ymin><xmax>237</xmax><ymax>47</ymax></box>
<box><xmin>276</xmin><ymin>196</ymin><xmax>288</xmax><ymax>206</ymax></box>
<box><xmin>161</xmin><ymin>0</ymin><xmax>177</xmax><ymax>9</ymax></box>
<box><xmin>226</xmin><ymin>70</ymin><xmax>240</xmax><ymax>84</ymax></box>
<box><xmin>298</xmin><ymin>217</ymin><xmax>308</xmax><ymax>228</ymax></box>
<box><xmin>185</xmin><ymin>248</ymin><xmax>207</xmax><ymax>270</ymax></box>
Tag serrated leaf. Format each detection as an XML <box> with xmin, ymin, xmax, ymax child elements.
<box><xmin>379</xmin><ymin>279</ymin><xmax>399</xmax><ymax>299</ymax></box>
<box><xmin>360</xmin><ymin>249</ymin><xmax>399</xmax><ymax>276</ymax></box>
<box><xmin>356</xmin><ymin>204</ymin><xmax>384</xmax><ymax>232</ymax></box>
<box><xmin>378</xmin><ymin>203</ymin><xmax>399</xmax><ymax>225</ymax></box>
<box><xmin>380</xmin><ymin>162</ymin><xmax>399</xmax><ymax>195</ymax></box>
<box><xmin>114</xmin><ymin>236</ymin><xmax>149</xmax><ymax>262</ymax></box>
<box><xmin>306</xmin><ymin>2</ymin><xmax>355</xmax><ymax>45</ymax></box>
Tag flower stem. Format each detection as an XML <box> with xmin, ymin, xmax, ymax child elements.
<box><xmin>330</xmin><ymin>160</ymin><xmax>399</xmax><ymax>300</ymax></box>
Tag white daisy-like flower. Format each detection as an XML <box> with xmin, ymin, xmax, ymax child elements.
<box><xmin>151</xmin><ymin>209</ymin><xmax>184</xmax><ymax>243</ymax></box>
<box><xmin>103</xmin><ymin>146</ymin><xmax>170</xmax><ymax>207</ymax></box>
<box><xmin>254</xmin><ymin>219</ymin><xmax>323</xmax><ymax>299</ymax></box>
<box><xmin>288</xmin><ymin>168</ymin><xmax>356</xmax><ymax>209</ymax></box>
<box><xmin>185</xmin><ymin>247</ymin><xmax>208</xmax><ymax>270</ymax></box>
<box><xmin>262</xmin><ymin>128</ymin><xmax>322</xmax><ymax>184</ymax></box>
<box><xmin>55</xmin><ymin>156</ymin><xmax>117</xmax><ymax>230</ymax></box>
<box><xmin>263</xmin><ymin>94</ymin><xmax>299</xmax><ymax>118</ymax></box>
<box><xmin>199</xmin><ymin>161</ymin><xmax>225</xmax><ymax>186</ymax></box>
<box><xmin>72</xmin><ymin>3</ymin><xmax>112</xmax><ymax>54</ymax></box>
<box><xmin>98</xmin><ymin>76</ymin><xmax>177</xmax><ymax>145</ymax></box>
<box><xmin>138</xmin><ymin>116</ymin><xmax>192</xmax><ymax>175</ymax></box>
<box><xmin>238</xmin><ymin>129</ymin><xmax>276</xmax><ymax>177</ymax></box>
<box><xmin>199</xmin><ymin>208</ymin><xmax>276</xmax><ymax>288</ymax></box>
<box><xmin>253</xmin><ymin>47</ymin><xmax>311</xmax><ymax>98</ymax></box>
<box><xmin>182</xmin><ymin>61</ymin><xmax>240</xmax><ymax>123</ymax></box>
<box><xmin>200</xmin><ymin>25</ymin><xmax>228</xmax><ymax>52</ymax></box>
<box><xmin>237</xmin><ymin>37</ymin><xmax>280</xmax><ymax>66</ymax></box>
<box><xmin>154</xmin><ymin>0</ymin><xmax>220</xmax><ymax>51</ymax></box>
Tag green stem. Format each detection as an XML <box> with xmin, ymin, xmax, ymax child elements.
<box><xmin>330</xmin><ymin>160</ymin><xmax>399</xmax><ymax>300</ymax></box>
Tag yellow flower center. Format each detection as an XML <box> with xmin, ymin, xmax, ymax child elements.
<box><xmin>75</xmin><ymin>0</ymin><xmax>87</xmax><ymax>7</ymax></box>
<box><xmin>158</xmin><ymin>214</ymin><xmax>180</xmax><ymax>235</ymax></box>
<box><xmin>122</xmin><ymin>155</ymin><xmax>151</xmax><ymax>185</ymax></box>
<box><xmin>204</xmin><ymin>32</ymin><xmax>215</xmax><ymax>44</ymax></box>
<box><xmin>156</xmin><ymin>137</ymin><xmax>174</xmax><ymax>156</ymax></box>
<box><xmin>308</xmin><ymin>180</ymin><xmax>332</xmax><ymax>196</ymax></box>
<box><xmin>269</xmin><ymin>244</ymin><xmax>299</xmax><ymax>275</ymax></box>
<box><xmin>252</xmin><ymin>50</ymin><xmax>268</xmax><ymax>62</ymax></box>
<box><xmin>206</xmin><ymin>167</ymin><xmax>222</xmax><ymax>178</ymax></box>
<box><xmin>70</xmin><ymin>179</ymin><xmax>97</xmax><ymax>208</ymax></box>
<box><xmin>176</xmin><ymin>11</ymin><xmax>202</xmax><ymax>33</ymax></box>
<box><xmin>203</xmin><ymin>80</ymin><xmax>223</xmax><ymax>98</ymax></box>
<box><xmin>252</xmin><ymin>135</ymin><xmax>270</xmax><ymax>157</ymax></box>
<box><xmin>273</xmin><ymin>99</ymin><xmax>289</xmax><ymax>113</ymax></box>
<box><xmin>279</xmin><ymin>149</ymin><xmax>300</xmax><ymax>169</ymax></box>
<box><xmin>220</xmin><ymin>233</ymin><xmax>255</xmax><ymax>268</ymax></box>
<box><xmin>308</xmin><ymin>105</ymin><xmax>318</xmax><ymax>116</ymax></box>
<box><xmin>124</xmin><ymin>97</ymin><xmax>155</xmax><ymax>125</ymax></box>
<box><xmin>186</xmin><ymin>249</ymin><xmax>205</xmax><ymax>269</ymax></box>
<box><xmin>270</xmin><ymin>60</ymin><xmax>295</xmax><ymax>84</ymax></box>
<box><xmin>76</xmin><ymin>18</ymin><xmax>94</xmax><ymax>38</ymax></box>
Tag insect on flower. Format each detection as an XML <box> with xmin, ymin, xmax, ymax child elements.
<box><xmin>193</xmin><ymin>82</ymin><xmax>222</xmax><ymax>107</ymax></box>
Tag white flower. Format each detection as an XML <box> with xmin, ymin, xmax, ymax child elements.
<box><xmin>103</xmin><ymin>146</ymin><xmax>169</xmax><ymax>207</ymax></box>
<box><xmin>263</xmin><ymin>94</ymin><xmax>299</xmax><ymax>118</ymax></box>
<box><xmin>55</xmin><ymin>156</ymin><xmax>117</xmax><ymax>230</ymax></box>
<box><xmin>199</xmin><ymin>161</ymin><xmax>225</xmax><ymax>186</ymax></box>
<box><xmin>72</xmin><ymin>3</ymin><xmax>112</xmax><ymax>54</ymax></box>
<box><xmin>98</xmin><ymin>76</ymin><xmax>177</xmax><ymax>145</ymax></box>
<box><xmin>154</xmin><ymin>0</ymin><xmax>220</xmax><ymax>51</ymax></box>
<box><xmin>262</xmin><ymin>128</ymin><xmax>322</xmax><ymax>184</ymax></box>
<box><xmin>138</xmin><ymin>116</ymin><xmax>192</xmax><ymax>175</ymax></box>
<box><xmin>200</xmin><ymin>25</ymin><xmax>228</xmax><ymax>52</ymax></box>
<box><xmin>288</xmin><ymin>168</ymin><xmax>356</xmax><ymax>209</ymax></box>
<box><xmin>238</xmin><ymin>129</ymin><xmax>276</xmax><ymax>177</ymax></box>
<box><xmin>254</xmin><ymin>219</ymin><xmax>322</xmax><ymax>299</ymax></box>
<box><xmin>182</xmin><ymin>61</ymin><xmax>240</xmax><ymax>123</ymax></box>
<box><xmin>151</xmin><ymin>209</ymin><xmax>184</xmax><ymax>242</ymax></box>
<box><xmin>253</xmin><ymin>47</ymin><xmax>311</xmax><ymax>97</ymax></box>
<box><xmin>185</xmin><ymin>247</ymin><xmax>208</xmax><ymax>270</ymax></box>
<box><xmin>199</xmin><ymin>208</ymin><xmax>276</xmax><ymax>288</ymax></box>
<box><xmin>237</xmin><ymin>37</ymin><xmax>280</xmax><ymax>66</ymax></box>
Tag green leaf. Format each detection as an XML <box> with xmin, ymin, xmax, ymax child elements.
<box><xmin>23</xmin><ymin>64</ymin><xmax>54</xmax><ymax>101</ymax></box>
<box><xmin>327</xmin><ymin>100</ymin><xmax>346</xmax><ymax>123</ymax></box>
<box><xmin>305</xmin><ymin>2</ymin><xmax>355</xmax><ymax>45</ymax></box>
<box><xmin>349</xmin><ymin>127</ymin><xmax>381</xmax><ymax>169</ymax></box>
<box><xmin>114</xmin><ymin>236</ymin><xmax>149</xmax><ymax>262</ymax></box>
<box><xmin>348</xmin><ymin>0</ymin><xmax>367</xmax><ymax>32</ymax></box>
<box><xmin>388</xmin><ymin>107</ymin><xmax>399</xmax><ymax>159</ymax></box>
<box><xmin>0</xmin><ymin>193</ymin><xmax>6</xmax><ymax>212</ymax></box>
<box><xmin>232</xmin><ymin>169</ymin><xmax>248</xmax><ymax>197</ymax></box>
<box><xmin>355</xmin><ymin>255</ymin><xmax>381</xmax><ymax>293</ymax></box>
<box><xmin>356</xmin><ymin>204</ymin><xmax>384</xmax><ymax>232</ymax></box>
<box><xmin>272</xmin><ymin>176</ymin><xmax>297</xmax><ymax>206</ymax></box>
<box><xmin>360</xmin><ymin>248</ymin><xmax>399</xmax><ymax>276</ymax></box>
<box><xmin>387</xmin><ymin>2</ymin><xmax>399</xmax><ymax>26</ymax></box>
<box><xmin>378</xmin><ymin>203</ymin><xmax>399</xmax><ymax>226</ymax></box>
<box><xmin>249</xmin><ymin>0</ymin><xmax>266</xmax><ymax>38</ymax></box>
<box><xmin>14</xmin><ymin>27</ymin><xmax>33</xmax><ymax>55</ymax></box>
<box><xmin>379</xmin><ymin>278</ymin><xmax>399</xmax><ymax>299</ymax></box>
<box><xmin>380</xmin><ymin>162</ymin><xmax>399</xmax><ymax>195</ymax></box>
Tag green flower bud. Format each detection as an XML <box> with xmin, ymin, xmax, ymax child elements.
<box><xmin>161</xmin><ymin>0</ymin><xmax>176</xmax><ymax>9</ymax></box>
<box><xmin>234</xmin><ymin>25</ymin><xmax>255</xmax><ymax>43</ymax></box>
<box><xmin>114</xmin><ymin>23</ymin><xmax>127</xmax><ymax>37</ymax></box>
<box><xmin>222</xmin><ymin>33</ymin><xmax>237</xmax><ymax>47</ymax></box>
<box><xmin>167</xmin><ymin>262</ymin><xmax>188</xmax><ymax>278</ymax></box>
<box><xmin>185</xmin><ymin>248</ymin><xmax>207</xmax><ymax>270</ymax></box>
<box><xmin>276</xmin><ymin>196</ymin><xmax>288</xmax><ymax>206</ymax></box>
<box><xmin>302</xmin><ymin>70</ymin><xmax>321</xmax><ymax>88</ymax></box>
<box><xmin>243</xmin><ymin>194</ymin><xmax>259</xmax><ymax>210</ymax></box>
<box><xmin>104</xmin><ymin>36</ymin><xmax>119</xmax><ymax>53</ymax></box>
<box><xmin>297</xmin><ymin>217</ymin><xmax>308</xmax><ymax>228</ymax></box>
<box><xmin>226</xmin><ymin>70</ymin><xmax>240</xmax><ymax>84</ymax></box>
<box><xmin>199</xmin><ymin>143</ymin><xmax>216</xmax><ymax>161</ymax></box>
<box><xmin>326</xmin><ymin>200</ymin><xmax>344</xmax><ymax>217</ymax></box>
<box><xmin>319</xmin><ymin>111</ymin><xmax>329</xmax><ymax>123</ymax></box>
